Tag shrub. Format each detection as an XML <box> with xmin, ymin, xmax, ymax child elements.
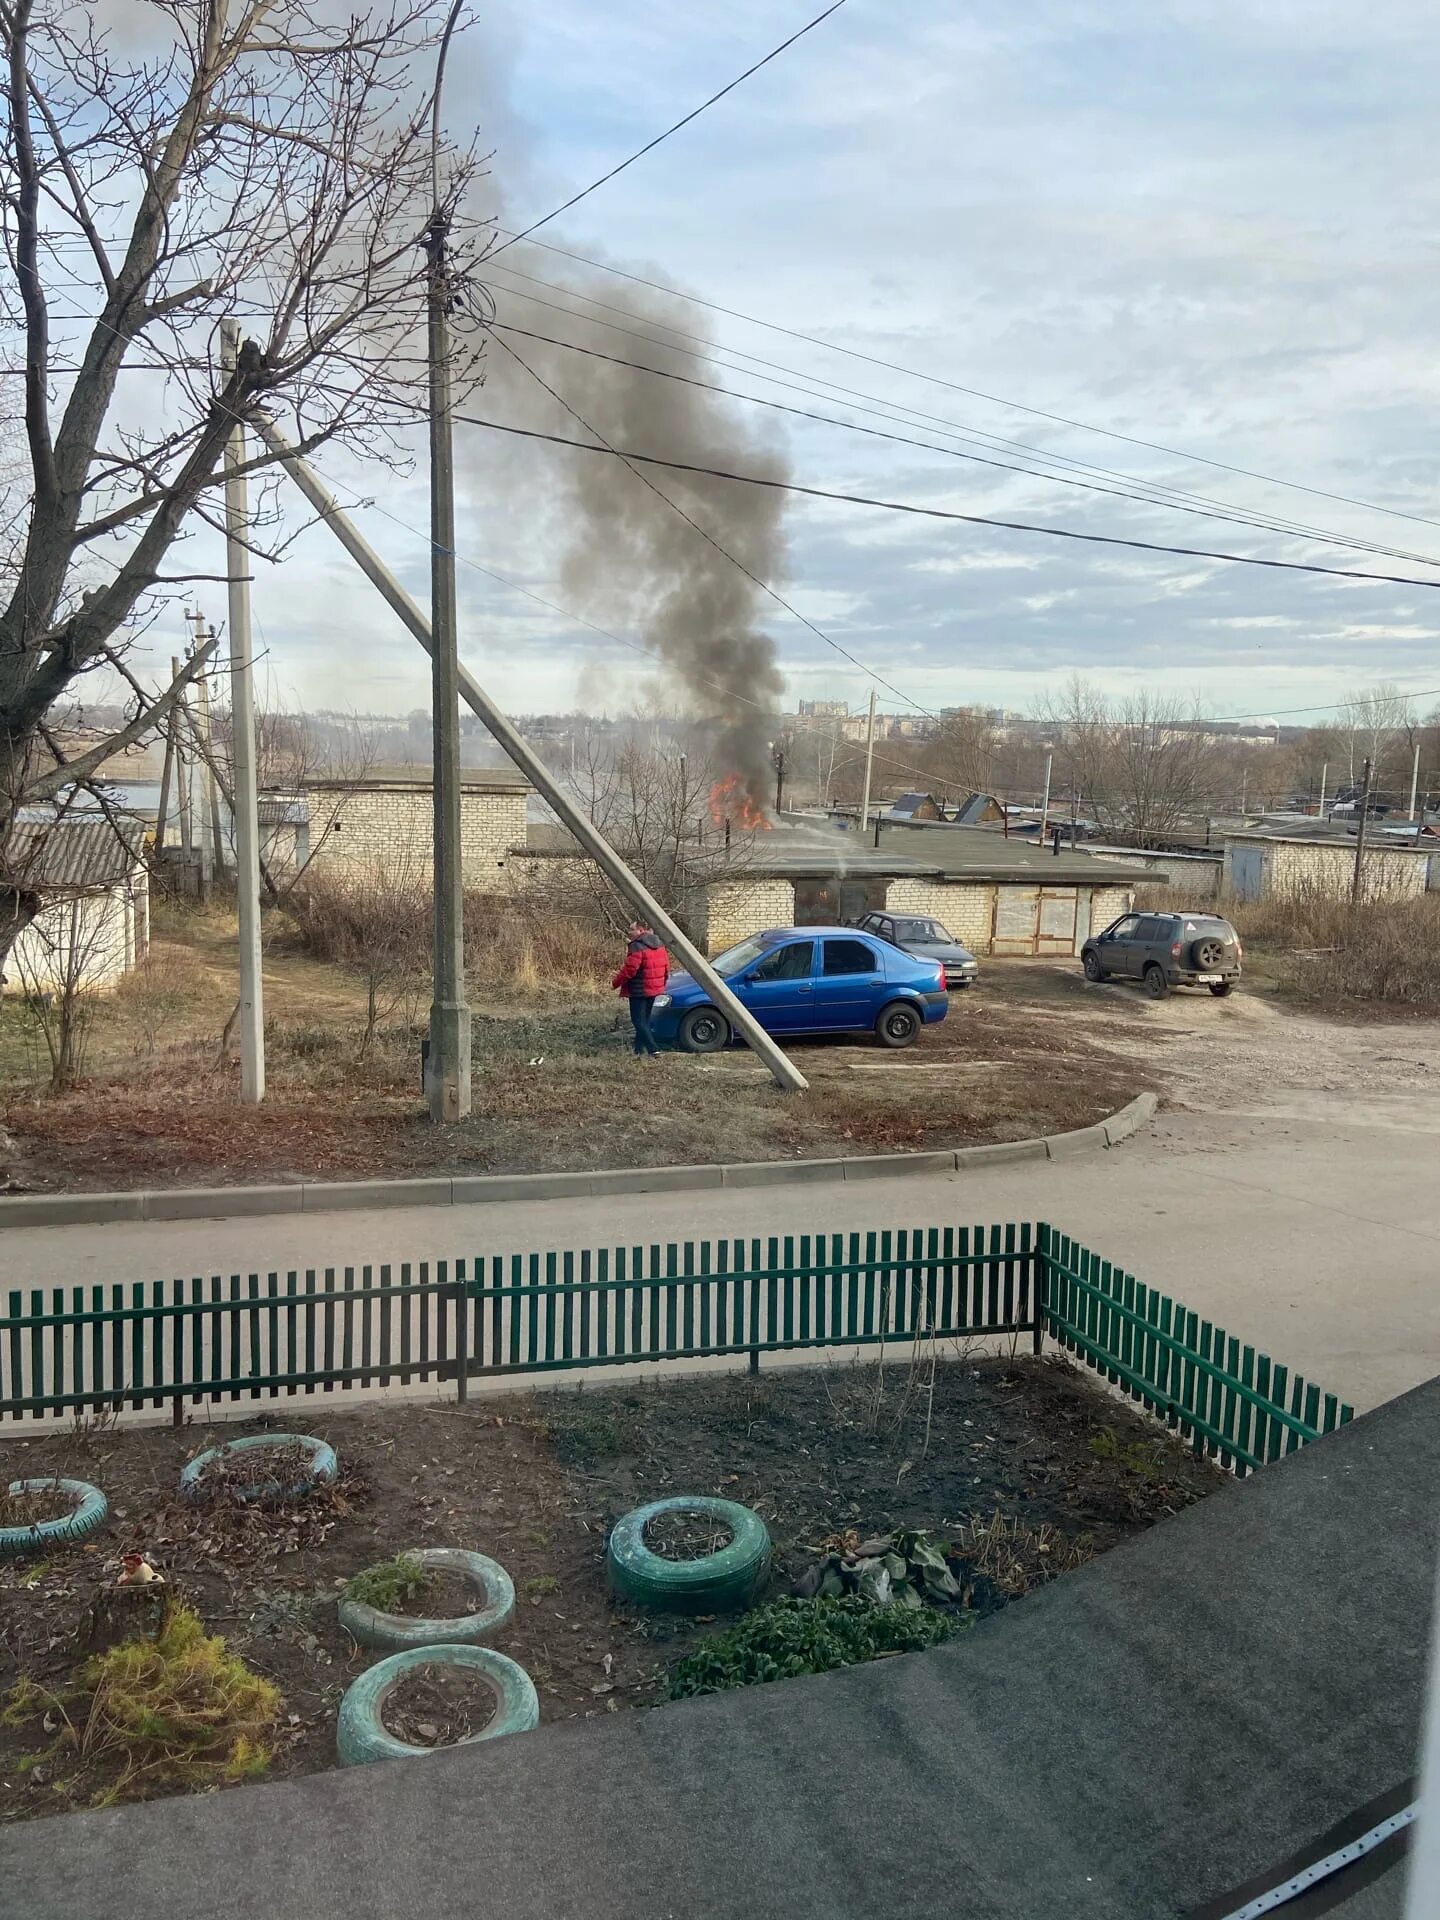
<box><xmin>669</xmin><ymin>1595</ymin><xmax>962</xmax><ymax>1698</ymax></box>
<box><xmin>344</xmin><ymin>1551</ymin><xmax>428</xmax><ymax>1611</ymax></box>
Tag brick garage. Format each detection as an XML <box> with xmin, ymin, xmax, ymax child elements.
<box><xmin>1223</xmin><ymin>831</ymin><xmax>1440</xmax><ymax>905</ymax></box>
<box><xmin>302</xmin><ymin>770</ymin><xmax>531</xmax><ymax>889</ymax></box>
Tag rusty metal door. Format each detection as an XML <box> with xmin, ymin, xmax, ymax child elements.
<box><xmin>1037</xmin><ymin>887</ymin><xmax>1079</xmax><ymax>954</ymax></box>
<box><xmin>992</xmin><ymin>886</ymin><xmax>1041</xmax><ymax>954</ymax></box>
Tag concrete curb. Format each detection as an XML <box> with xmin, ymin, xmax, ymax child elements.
<box><xmin>0</xmin><ymin>1093</ymin><xmax>1160</xmax><ymax>1232</ymax></box>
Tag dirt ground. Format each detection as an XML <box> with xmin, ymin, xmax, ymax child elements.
<box><xmin>0</xmin><ymin>913</ymin><xmax>1149</xmax><ymax>1193</ymax></box>
<box><xmin>0</xmin><ymin>1352</ymin><xmax>1223</xmax><ymax>1822</ymax></box>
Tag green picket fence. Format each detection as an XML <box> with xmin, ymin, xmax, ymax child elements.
<box><xmin>1</xmin><ymin>1220</ymin><xmax>1353</xmax><ymax>1474</ymax></box>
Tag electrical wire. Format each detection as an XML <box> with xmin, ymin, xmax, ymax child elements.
<box><xmin>492</xmin><ymin>232</ymin><xmax>1440</xmax><ymax>538</ymax></box>
<box><xmin>489</xmin><ymin>329</ymin><xmax>957</xmax><ymax>723</ymax></box>
<box><xmin>451</xmin><ymin>411</ymin><xmax>1440</xmax><ymax>594</ymax></box>
<box><xmin>486</xmin><ymin>317</ymin><xmax>1440</xmax><ymax>567</ymax></box>
<box><xmin>491</xmin><ymin>1</ymin><xmax>849</xmax><ymax>258</ymax></box>
<box><xmin>483</xmin><ymin>264</ymin><xmax>1440</xmax><ymax>564</ymax></box>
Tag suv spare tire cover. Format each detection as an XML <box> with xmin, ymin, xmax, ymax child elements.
<box><xmin>1189</xmin><ymin>935</ymin><xmax>1228</xmax><ymax>969</ymax></box>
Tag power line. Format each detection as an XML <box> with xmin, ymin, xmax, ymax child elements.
<box><xmin>489</xmin><ymin>329</ymin><xmax>946</xmax><ymax>721</ymax></box>
<box><xmin>492</xmin><ymin>232</ymin><xmax>1440</xmax><ymax>538</ymax></box>
<box><xmin>491</xmin><ymin>1</ymin><xmax>849</xmax><ymax>258</ymax></box>
<box><xmin>358</xmin><ymin>498</ymin><xmax>955</xmax><ymax>786</ymax></box>
<box><xmin>486</xmin><ymin>318</ymin><xmax>1440</xmax><ymax>567</ymax></box>
<box><xmin>484</xmin><ymin>263</ymin><xmax>1440</xmax><ymax>565</ymax></box>
<box><xmin>452</xmin><ymin>411</ymin><xmax>1440</xmax><ymax>594</ymax></box>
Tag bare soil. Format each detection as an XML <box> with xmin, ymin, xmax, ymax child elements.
<box><xmin>0</xmin><ymin>1483</ymin><xmax>76</xmax><ymax>1528</ymax></box>
<box><xmin>0</xmin><ymin>1352</ymin><xmax>1223</xmax><ymax>1823</ymax></box>
<box><xmin>396</xmin><ymin>1568</ymin><xmax>483</xmax><ymax>1619</ymax></box>
<box><xmin>379</xmin><ymin>1661</ymin><xmax>498</xmax><ymax>1747</ymax></box>
<box><xmin>0</xmin><ymin>920</ymin><xmax>1150</xmax><ymax>1195</ymax></box>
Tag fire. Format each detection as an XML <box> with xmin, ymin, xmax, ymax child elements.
<box><xmin>708</xmin><ymin>775</ymin><xmax>771</xmax><ymax>833</ymax></box>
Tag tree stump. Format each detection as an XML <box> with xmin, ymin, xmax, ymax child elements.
<box><xmin>82</xmin><ymin>1581</ymin><xmax>170</xmax><ymax>1654</ymax></box>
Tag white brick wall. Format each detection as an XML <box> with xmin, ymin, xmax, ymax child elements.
<box><xmin>885</xmin><ymin>878</ymin><xmax>995</xmax><ymax>952</ymax></box>
<box><xmin>1233</xmin><ymin>838</ymin><xmax>1431</xmax><ymax>904</ymax></box>
<box><xmin>5</xmin><ymin>878</ymin><xmax>144</xmax><ymax>994</ymax></box>
<box><xmin>304</xmin><ymin>788</ymin><xmax>527</xmax><ymax>889</ymax></box>
<box><xmin>1088</xmin><ymin>886</ymin><xmax>1134</xmax><ymax>936</ymax></box>
<box><xmin>692</xmin><ymin>879</ymin><xmax>795</xmax><ymax>954</ymax></box>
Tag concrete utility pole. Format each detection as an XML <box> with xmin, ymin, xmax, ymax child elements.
<box><xmin>154</xmin><ymin>712</ymin><xmax>176</xmax><ymax>855</ymax></box>
<box><xmin>1408</xmin><ymin>740</ymin><xmax>1421</xmax><ymax>822</ymax></box>
<box><xmin>258</xmin><ymin>421</ymin><xmax>809</xmax><ymax>1093</ymax></box>
<box><xmin>1318</xmin><ymin>761</ymin><xmax>1328</xmax><ymax>818</ymax></box>
<box><xmin>173</xmin><ymin>653</ymin><xmax>193</xmax><ymax>865</ymax></box>
<box><xmin>1037</xmin><ymin>749</ymin><xmax>1053</xmax><ymax>847</ymax></box>
<box><xmin>773</xmin><ymin>745</ymin><xmax>785</xmax><ymax>814</ymax></box>
<box><xmin>191</xmin><ymin>618</ymin><xmax>225</xmax><ymax>880</ymax></box>
<box><xmin>421</xmin><ymin>7</ymin><xmax>471</xmax><ymax>1123</ymax></box>
<box><xmin>858</xmin><ymin>689</ymin><xmax>876</xmax><ymax>833</ymax></box>
<box><xmin>1351</xmin><ymin>756</ymin><xmax>1372</xmax><ymax>903</ymax></box>
<box><xmin>221</xmin><ymin>320</ymin><xmax>265</xmax><ymax>1104</ymax></box>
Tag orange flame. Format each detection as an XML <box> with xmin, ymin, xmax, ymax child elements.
<box><xmin>708</xmin><ymin>774</ymin><xmax>771</xmax><ymax>833</ymax></box>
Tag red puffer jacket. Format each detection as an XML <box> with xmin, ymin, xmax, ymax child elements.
<box><xmin>612</xmin><ymin>932</ymin><xmax>670</xmax><ymax>997</ymax></box>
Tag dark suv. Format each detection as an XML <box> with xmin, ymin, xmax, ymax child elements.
<box><xmin>1081</xmin><ymin>911</ymin><xmax>1243</xmax><ymax>998</ymax></box>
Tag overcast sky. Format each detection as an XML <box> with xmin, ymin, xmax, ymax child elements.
<box><xmin>112</xmin><ymin>1</ymin><xmax>1440</xmax><ymax>724</ymax></box>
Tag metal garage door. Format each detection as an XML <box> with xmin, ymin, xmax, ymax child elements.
<box><xmin>993</xmin><ymin>886</ymin><xmax>1080</xmax><ymax>955</ymax></box>
<box><xmin>992</xmin><ymin>887</ymin><xmax>1040</xmax><ymax>955</ymax></box>
<box><xmin>1037</xmin><ymin>888</ymin><xmax>1079</xmax><ymax>954</ymax></box>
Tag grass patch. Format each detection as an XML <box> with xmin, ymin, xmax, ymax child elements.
<box><xmin>343</xmin><ymin>1552</ymin><xmax>428</xmax><ymax>1613</ymax></box>
<box><xmin>4</xmin><ymin>1603</ymin><xmax>280</xmax><ymax>1805</ymax></box>
<box><xmin>670</xmin><ymin>1595</ymin><xmax>963</xmax><ymax>1697</ymax></box>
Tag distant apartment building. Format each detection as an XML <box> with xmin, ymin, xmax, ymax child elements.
<box><xmin>796</xmin><ymin>699</ymin><xmax>849</xmax><ymax>720</ymax></box>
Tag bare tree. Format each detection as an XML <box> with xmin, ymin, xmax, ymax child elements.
<box><xmin>289</xmin><ymin>858</ymin><xmax>428</xmax><ymax>1062</ymax></box>
<box><xmin>0</xmin><ymin>0</ymin><xmax>484</xmax><ymax>970</ymax></box>
<box><xmin>1044</xmin><ymin>678</ymin><xmax>1221</xmax><ymax>844</ymax></box>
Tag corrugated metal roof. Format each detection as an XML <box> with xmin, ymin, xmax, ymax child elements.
<box><xmin>7</xmin><ymin>819</ymin><xmax>145</xmax><ymax>890</ymax></box>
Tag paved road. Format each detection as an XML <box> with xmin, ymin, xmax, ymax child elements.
<box><xmin>5</xmin><ymin>1094</ymin><xmax>1437</xmax><ymax>1413</ymax></box>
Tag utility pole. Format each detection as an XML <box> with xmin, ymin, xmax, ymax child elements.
<box><xmin>192</xmin><ymin>618</ymin><xmax>225</xmax><ymax>881</ymax></box>
<box><xmin>259</xmin><ymin>421</ymin><xmax>810</xmax><ymax>1094</ymax></box>
<box><xmin>773</xmin><ymin>744</ymin><xmax>785</xmax><ymax>814</ymax></box>
<box><xmin>1409</xmin><ymin>740</ymin><xmax>1421</xmax><ymax>822</ymax></box>
<box><xmin>221</xmin><ymin>320</ymin><xmax>265</xmax><ymax>1104</ymax></box>
<box><xmin>422</xmin><ymin>6</ymin><xmax>471</xmax><ymax>1123</ymax></box>
<box><xmin>1351</xmin><ymin>756</ymin><xmax>1372</xmax><ymax>903</ymax></box>
<box><xmin>173</xmin><ymin>653</ymin><xmax>193</xmax><ymax>867</ymax></box>
<box><xmin>155</xmin><ymin>713</ymin><xmax>176</xmax><ymax>856</ymax></box>
<box><xmin>1037</xmin><ymin>749</ymin><xmax>1053</xmax><ymax>846</ymax></box>
<box><xmin>858</xmin><ymin>689</ymin><xmax>876</xmax><ymax>833</ymax></box>
<box><xmin>1318</xmin><ymin>761</ymin><xmax>1328</xmax><ymax>819</ymax></box>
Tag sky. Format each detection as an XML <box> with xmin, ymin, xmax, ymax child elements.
<box><xmin>39</xmin><ymin>0</ymin><xmax>1440</xmax><ymax>726</ymax></box>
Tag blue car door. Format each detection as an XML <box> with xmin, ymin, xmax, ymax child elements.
<box><xmin>812</xmin><ymin>934</ymin><xmax>885</xmax><ymax>1030</ymax></box>
<box><xmin>740</xmin><ymin>939</ymin><xmax>817</xmax><ymax>1031</ymax></box>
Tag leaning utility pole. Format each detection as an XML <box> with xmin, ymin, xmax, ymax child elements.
<box><xmin>858</xmin><ymin>689</ymin><xmax>877</xmax><ymax>832</ymax></box>
<box><xmin>1408</xmin><ymin>740</ymin><xmax>1421</xmax><ymax>822</ymax></box>
<box><xmin>422</xmin><ymin>5</ymin><xmax>471</xmax><ymax>1123</ymax></box>
<box><xmin>1351</xmin><ymin>756</ymin><xmax>1372</xmax><ymax>903</ymax></box>
<box><xmin>257</xmin><ymin>421</ymin><xmax>809</xmax><ymax>1093</ymax></box>
<box><xmin>221</xmin><ymin>320</ymin><xmax>265</xmax><ymax>1104</ymax></box>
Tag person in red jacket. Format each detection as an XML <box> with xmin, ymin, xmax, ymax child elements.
<box><xmin>612</xmin><ymin>923</ymin><xmax>670</xmax><ymax>1057</ymax></box>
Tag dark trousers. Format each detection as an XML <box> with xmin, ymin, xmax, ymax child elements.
<box><xmin>628</xmin><ymin>994</ymin><xmax>659</xmax><ymax>1056</ymax></box>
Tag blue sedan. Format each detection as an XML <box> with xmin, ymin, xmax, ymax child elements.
<box><xmin>651</xmin><ymin>926</ymin><xmax>949</xmax><ymax>1053</ymax></box>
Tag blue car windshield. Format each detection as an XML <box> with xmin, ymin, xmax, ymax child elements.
<box><xmin>712</xmin><ymin>935</ymin><xmax>769</xmax><ymax>977</ymax></box>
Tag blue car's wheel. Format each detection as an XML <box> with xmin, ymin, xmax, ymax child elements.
<box><xmin>678</xmin><ymin>1006</ymin><xmax>730</xmax><ymax>1053</ymax></box>
<box><xmin>875</xmin><ymin>1001</ymin><xmax>921</xmax><ymax>1048</ymax></box>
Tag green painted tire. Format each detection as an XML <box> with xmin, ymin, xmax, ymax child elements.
<box><xmin>0</xmin><ymin>1478</ymin><xmax>108</xmax><ymax>1559</ymax></box>
<box><xmin>180</xmin><ymin>1432</ymin><xmax>337</xmax><ymax>1506</ymax></box>
<box><xmin>339</xmin><ymin>1548</ymin><xmax>515</xmax><ymax>1652</ymax></box>
<box><xmin>606</xmin><ymin>1496</ymin><xmax>771</xmax><ymax>1615</ymax></box>
<box><xmin>336</xmin><ymin>1645</ymin><xmax>539</xmax><ymax>1767</ymax></box>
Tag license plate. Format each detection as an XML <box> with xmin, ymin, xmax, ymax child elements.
<box><xmin>1196</xmin><ymin>973</ymin><xmax>1221</xmax><ymax>985</ymax></box>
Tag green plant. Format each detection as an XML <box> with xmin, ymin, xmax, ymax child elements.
<box><xmin>1089</xmin><ymin>1425</ymin><xmax>1169</xmax><ymax>1487</ymax></box>
<box><xmin>547</xmin><ymin>1408</ymin><xmax>627</xmax><ymax>1465</ymax></box>
<box><xmin>669</xmin><ymin>1595</ymin><xmax>963</xmax><ymax>1698</ymax></box>
<box><xmin>3</xmin><ymin>1604</ymin><xmax>281</xmax><ymax>1804</ymax></box>
<box><xmin>344</xmin><ymin>1552</ymin><xmax>428</xmax><ymax>1612</ymax></box>
<box><xmin>525</xmin><ymin>1574</ymin><xmax>560</xmax><ymax>1600</ymax></box>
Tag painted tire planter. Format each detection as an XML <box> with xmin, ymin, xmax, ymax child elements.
<box><xmin>336</xmin><ymin>1644</ymin><xmax>539</xmax><ymax>1767</ymax></box>
<box><xmin>339</xmin><ymin>1548</ymin><xmax>516</xmax><ymax>1652</ymax></box>
<box><xmin>606</xmin><ymin>1496</ymin><xmax>771</xmax><ymax>1615</ymax></box>
<box><xmin>0</xmin><ymin>1478</ymin><xmax>108</xmax><ymax>1559</ymax></box>
<box><xmin>179</xmin><ymin>1432</ymin><xmax>338</xmax><ymax>1506</ymax></box>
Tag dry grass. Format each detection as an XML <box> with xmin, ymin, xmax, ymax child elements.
<box><xmin>1135</xmin><ymin>881</ymin><xmax>1440</xmax><ymax>1009</ymax></box>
